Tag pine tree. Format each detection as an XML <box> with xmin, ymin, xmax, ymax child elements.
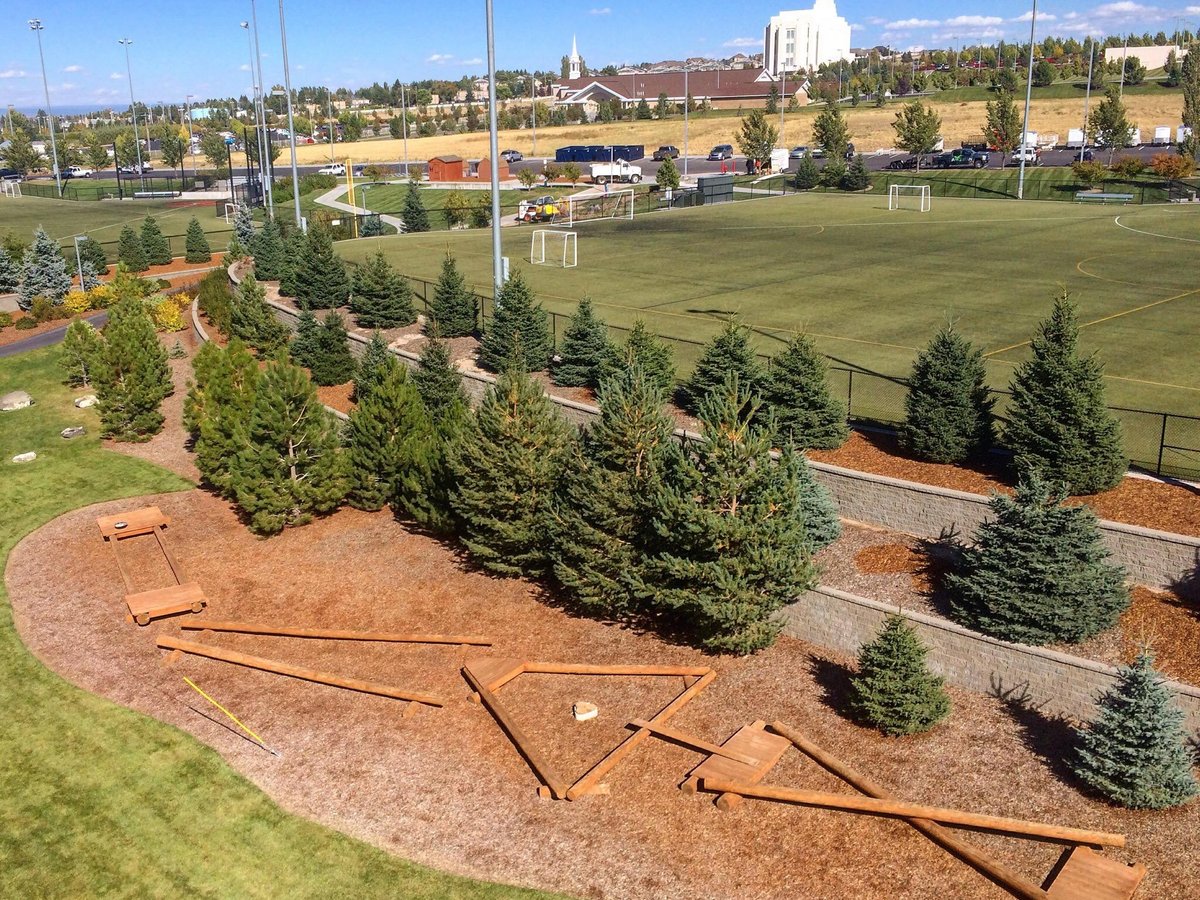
<box><xmin>184</xmin><ymin>217</ymin><xmax>212</xmax><ymax>263</ymax></box>
<box><xmin>678</xmin><ymin>318</ymin><xmax>766</xmax><ymax>415</ymax></box>
<box><xmin>94</xmin><ymin>298</ymin><xmax>173</xmax><ymax>441</ymax></box>
<box><xmin>1006</xmin><ymin>293</ymin><xmax>1125</xmax><ymax>494</ymax></box>
<box><xmin>78</xmin><ymin>260</ymin><xmax>100</xmax><ymax>292</ymax></box>
<box><xmin>309</xmin><ymin>311</ymin><xmax>356</xmax><ymax>386</ymax></box>
<box><xmin>478</xmin><ymin>269</ymin><xmax>553</xmax><ymax>373</ymax></box>
<box><xmin>793</xmin><ymin>154</ymin><xmax>820</xmax><ymax>190</ymax></box>
<box><xmin>230</xmin><ymin>274</ymin><xmax>289</xmax><ymax>353</ymax></box>
<box><xmin>761</xmin><ymin>334</ymin><xmax>848</xmax><ymax>450</ymax></box>
<box><xmin>841</xmin><ymin>153</ymin><xmax>871</xmax><ymax>191</ymax></box>
<box><xmin>60</xmin><ymin>319</ymin><xmax>103</xmax><ymax>387</ymax></box>
<box><xmin>187</xmin><ymin>339</ymin><xmax>261</xmax><ymax>494</ymax></box>
<box><xmin>78</xmin><ymin>236</ymin><xmax>108</xmax><ymax>275</ymax></box>
<box><xmin>550</xmin><ymin>298</ymin><xmax>614</xmax><ymax>388</ymax></box>
<box><xmin>453</xmin><ymin>366</ymin><xmax>574</xmax><ymax>577</ymax></box>
<box><xmin>946</xmin><ymin>472</ymin><xmax>1129</xmax><ymax>645</ymax></box>
<box><xmin>604</xmin><ymin>319</ymin><xmax>676</xmax><ymax>395</ymax></box>
<box><xmin>249</xmin><ymin>218</ymin><xmax>286</xmax><ymax>281</ymax></box>
<box><xmin>639</xmin><ymin>378</ymin><xmax>818</xmax><ymax>654</ymax></box>
<box><xmin>1073</xmin><ymin>651</ymin><xmax>1198</xmax><ymax>810</ymax></box>
<box><xmin>425</xmin><ymin>253</ymin><xmax>477</xmax><ymax>337</ymax></box>
<box><xmin>116</xmin><ymin>225</ymin><xmax>148</xmax><ymax>273</ymax></box>
<box><xmin>789</xmin><ymin>449</ymin><xmax>841</xmax><ymax>549</ymax></box>
<box><xmin>350</xmin><ymin>250</ymin><xmax>417</xmax><ymax>328</ymax></box>
<box><xmin>278</xmin><ymin>229</ymin><xmax>307</xmax><ymax>297</ymax></box>
<box><xmin>353</xmin><ymin>330</ymin><xmax>400</xmax><ymax>402</ymax></box>
<box><xmin>232</xmin><ymin>202</ymin><xmax>256</xmax><ymax>246</ymax></box>
<box><xmin>407</xmin><ymin>336</ymin><xmax>469</xmax><ymax>534</ymax></box>
<box><xmin>140</xmin><ymin>216</ymin><xmax>172</xmax><ymax>266</ymax></box>
<box><xmin>293</xmin><ymin>225</ymin><xmax>350</xmax><ymax>309</ymax></box>
<box><xmin>347</xmin><ymin>364</ymin><xmax>436</xmax><ymax>512</ymax></box>
<box><xmin>402</xmin><ymin>181</ymin><xmax>430</xmax><ymax>233</ymax></box>
<box><xmin>553</xmin><ymin>365</ymin><xmax>684</xmax><ymax>618</ymax></box>
<box><xmin>849</xmin><ymin>614</ymin><xmax>951</xmax><ymax>736</ymax></box>
<box><xmin>414</xmin><ymin>335</ymin><xmax>468</xmax><ymax>412</ymax></box>
<box><xmin>902</xmin><ymin>325</ymin><xmax>995</xmax><ymax>463</ymax></box>
<box><xmin>289</xmin><ymin>307</ymin><xmax>321</xmax><ymax>369</ymax></box>
<box><xmin>19</xmin><ymin>226</ymin><xmax>73</xmax><ymax>309</ymax></box>
<box><xmin>230</xmin><ymin>357</ymin><xmax>349</xmax><ymax>536</ymax></box>
<box><xmin>0</xmin><ymin>247</ymin><xmax>20</xmax><ymax>293</ymax></box>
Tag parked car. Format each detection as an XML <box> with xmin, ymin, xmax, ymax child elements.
<box><xmin>652</xmin><ymin>145</ymin><xmax>680</xmax><ymax>161</ymax></box>
<box><xmin>0</xmin><ymin>168</ymin><xmax>24</xmax><ymax>181</ymax></box>
<box><xmin>934</xmin><ymin>148</ymin><xmax>989</xmax><ymax>169</ymax></box>
<box><xmin>318</xmin><ymin>163</ymin><xmax>346</xmax><ymax>176</ymax></box>
<box><xmin>789</xmin><ymin>146</ymin><xmax>810</xmax><ymax>160</ymax></box>
<box><xmin>811</xmin><ymin>146</ymin><xmax>826</xmax><ymax>158</ymax></box>
<box><xmin>500</xmin><ymin>149</ymin><xmax>523</xmax><ymax>162</ymax></box>
<box><xmin>886</xmin><ymin>156</ymin><xmax>920</xmax><ymax>170</ymax></box>
<box><xmin>1074</xmin><ymin>148</ymin><xmax>1095</xmax><ymax>162</ymax></box>
<box><xmin>1009</xmin><ymin>146</ymin><xmax>1041</xmax><ymax>166</ymax></box>
<box><xmin>707</xmin><ymin>144</ymin><xmax>733</xmax><ymax>160</ymax></box>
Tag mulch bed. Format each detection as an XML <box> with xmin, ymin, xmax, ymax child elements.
<box><xmin>0</xmin><ymin>312</ymin><xmax>88</xmax><ymax>350</ymax></box>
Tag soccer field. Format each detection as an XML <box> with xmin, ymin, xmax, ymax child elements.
<box><xmin>339</xmin><ymin>193</ymin><xmax>1200</xmax><ymax>421</ymax></box>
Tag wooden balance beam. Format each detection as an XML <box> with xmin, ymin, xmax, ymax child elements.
<box><xmin>157</xmin><ymin>635</ymin><xmax>444</xmax><ymax>707</ymax></box>
<box><xmin>180</xmin><ymin>620</ymin><xmax>492</xmax><ymax>646</ymax></box>
<box><xmin>96</xmin><ymin>506</ymin><xmax>207</xmax><ymax>625</ymax></box>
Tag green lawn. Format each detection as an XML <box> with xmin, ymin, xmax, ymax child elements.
<box><xmin>0</xmin><ymin>346</ymin><xmax>562</xmax><ymax>899</ymax></box>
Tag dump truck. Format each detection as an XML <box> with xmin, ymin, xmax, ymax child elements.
<box><xmin>589</xmin><ymin>160</ymin><xmax>642</xmax><ymax>184</ymax></box>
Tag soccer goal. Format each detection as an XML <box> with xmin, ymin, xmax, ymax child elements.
<box><xmin>223</xmin><ymin>202</ymin><xmax>238</xmax><ymax>224</ymax></box>
<box><xmin>558</xmin><ymin>189</ymin><xmax>635</xmax><ymax>227</ymax></box>
<box><xmin>530</xmin><ymin>229</ymin><xmax>577</xmax><ymax>268</ymax></box>
<box><xmin>888</xmin><ymin>184</ymin><xmax>931</xmax><ymax>212</ymax></box>
<box><xmin>0</xmin><ymin>181</ymin><xmax>21</xmax><ymax>199</ymax></box>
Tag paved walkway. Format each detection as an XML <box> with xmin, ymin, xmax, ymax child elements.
<box><xmin>0</xmin><ymin>311</ymin><xmax>107</xmax><ymax>358</ymax></box>
<box><xmin>313</xmin><ymin>185</ymin><xmax>407</xmax><ymax>232</ymax></box>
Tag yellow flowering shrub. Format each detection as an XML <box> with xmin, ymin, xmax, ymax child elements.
<box><xmin>62</xmin><ymin>291</ymin><xmax>91</xmax><ymax>315</ymax></box>
<box><xmin>152</xmin><ymin>296</ymin><xmax>185</xmax><ymax>332</ymax></box>
<box><xmin>86</xmin><ymin>283</ymin><xmax>115</xmax><ymax>308</ymax></box>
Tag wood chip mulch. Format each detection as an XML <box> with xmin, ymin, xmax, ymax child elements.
<box><xmin>316</xmin><ymin>382</ymin><xmax>354</xmax><ymax>416</ymax></box>
<box><xmin>0</xmin><ymin>312</ymin><xmax>89</xmax><ymax>349</ymax></box>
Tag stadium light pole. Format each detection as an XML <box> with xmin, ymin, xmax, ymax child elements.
<box><xmin>400</xmin><ymin>80</ymin><xmax>410</xmax><ymax>177</ymax></box>
<box><xmin>530</xmin><ymin>73</ymin><xmax>537</xmax><ymax>157</ymax></box>
<box><xmin>241</xmin><ymin>21</ymin><xmax>268</xmax><ymax>208</ymax></box>
<box><xmin>185</xmin><ymin>95</ymin><xmax>197</xmax><ymax>176</ymax></box>
<box><xmin>1017</xmin><ymin>0</ymin><xmax>1037</xmax><ymax>200</ymax></box>
<box><xmin>683</xmin><ymin>62</ymin><xmax>689</xmax><ymax>179</ymax></box>
<box><xmin>118</xmin><ymin>38</ymin><xmax>145</xmax><ymax>188</ymax></box>
<box><xmin>485</xmin><ymin>0</ymin><xmax>503</xmax><ymax>299</ymax></box>
<box><xmin>249</xmin><ymin>0</ymin><xmax>274</xmax><ymax>216</ymax></box>
<box><xmin>1081</xmin><ymin>39</ymin><xmax>1094</xmax><ymax>162</ymax></box>
<box><xmin>277</xmin><ymin>0</ymin><xmax>304</xmax><ymax>231</ymax></box>
<box><xmin>28</xmin><ymin>20</ymin><xmax>63</xmax><ymax>198</ymax></box>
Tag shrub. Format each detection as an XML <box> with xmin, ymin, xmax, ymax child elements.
<box><xmin>1071</xmin><ymin>160</ymin><xmax>1109</xmax><ymax>186</ymax></box>
<box><xmin>63</xmin><ymin>291</ymin><xmax>92</xmax><ymax>316</ymax></box>
<box><xmin>1150</xmin><ymin>153</ymin><xmax>1196</xmax><ymax>179</ymax></box>
<box><xmin>1108</xmin><ymin>156</ymin><xmax>1145</xmax><ymax>178</ymax></box>
<box><xmin>31</xmin><ymin>296</ymin><xmax>62</xmax><ymax>323</ymax></box>
<box><xmin>86</xmin><ymin>284</ymin><xmax>115</xmax><ymax>309</ymax></box>
<box><xmin>849</xmin><ymin>614</ymin><xmax>950</xmax><ymax>736</ymax></box>
<box><xmin>15</xmin><ymin>315</ymin><xmax>38</xmax><ymax>330</ymax></box>
<box><xmin>0</xmin><ymin>311</ymin><xmax>12</xmax><ymax>330</ymax></box>
<box><xmin>196</xmin><ymin>270</ymin><xmax>233</xmax><ymax>336</ymax></box>
<box><xmin>152</xmin><ymin>297</ymin><xmax>186</xmax><ymax>332</ymax></box>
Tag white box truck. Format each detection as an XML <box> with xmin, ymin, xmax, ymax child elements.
<box><xmin>1066</xmin><ymin>129</ymin><xmax>1085</xmax><ymax>149</ymax></box>
<box><xmin>1126</xmin><ymin>128</ymin><xmax>1141</xmax><ymax>147</ymax></box>
<box><xmin>1153</xmin><ymin>126</ymin><xmax>1172</xmax><ymax>145</ymax></box>
<box><xmin>770</xmin><ymin>147</ymin><xmax>790</xmax><ymax>172</ymax></box>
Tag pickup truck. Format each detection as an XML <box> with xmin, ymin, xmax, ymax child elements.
<box><xmin>652</xmin><ymin>146</ymin><xmax>679</xmax><ymax>161</ymax></box>
<box><xmin>64</xmin><ymin>166</ymin><xmax>95</xmax><ymax>179</ymax></box>
<box><xmin>933</xmin><ymin>148</ymin><xmax>989</xmax><ymax>169</ymax></box>
<box><xmin>589</xmin><ymin>160</ymin><xmax>642</xmax><ymax>184</ymax></box>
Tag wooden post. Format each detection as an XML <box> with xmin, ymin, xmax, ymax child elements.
<box><xmin>522</xmin><ymin>663</ymin><xmax>712</xmax><ymax>678</ymax></box>
<box><xmin>181</xmin><ymin>620</ymin><xmax>492</xmax><ymax>646</ymax></box>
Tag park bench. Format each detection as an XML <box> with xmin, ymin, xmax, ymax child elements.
<box><xmin>1075</xmin><ymin>192</ymin><xmax>1134</xmax><ymax>204</ymax></box>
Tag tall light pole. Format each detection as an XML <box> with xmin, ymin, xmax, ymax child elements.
<box><xmin>118</xmin><ymin>38</ymin><xmax>145</xmax><ymax>187</ymax></box>
<box><xmin>277</xmin><ymin>0</ymin><xmax>303</xmax><ymax>230</ymax></box>
<box><xmin>484</xmin><ymin>0</ymin><xmax>503</xmax><ymax>298</ymax></box>
<box><xmin>400</xmin><ymin>80</ymin><xmax>410</xmax><ymax>177</ymax></box>
<box><xmin>249</xmin><ymin>0</ymin><xmax>273</xmax><ymax>216</ymax></box>
<box><xmin>530</xmin><ymin>73</ymin><xmax>537</xmax><ymax>157</ymax></box>
<box><xmin>1081</xmin><ymin>39</ymin><xmax>1095</xmax><ymax>162</ymax></box>
<box><xmin>1017</xmin><ymin>0</ymin><xmax>1037</xmax><ymax>200</ymax></box>
<box><xmin>241</xmin><ymin>21</ymin><xmax>268</xmax><ymax>208</ymax></box>
<box><xmin>683</xmin><ymin>63</ymin><xmax>689</xmax><ymax>179</ymax></box>
<box><xmin>185</xmin><ymin>94</ymin><xmax>197</xmax><ymax>176</ymax></box>
<box><xmin>28</xmin><ymin>20</ymin><xmax>62</xmax><ymax>198</ymax></box>
<box><xmin>327</xmin><ymin>89</ymin><xmax>336</xmax><ymax>164</ymax></box>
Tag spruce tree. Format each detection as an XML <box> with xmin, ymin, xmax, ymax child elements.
<box><xmin>249</xmin><ymin>218</ymin><xmax>286</xmax><ymax>281</ymax></box>
<box><xmin>350</xmin><ymin>250</ymin><xmax>417</xmax><ymax>329</ymax></box>
<box><xmin>1006</xmin><ymin>293</ymin><xmax>1126</xmax><ymax>494</ymax></box>
<box><xmin>414</xmin><ymin>335</ymin><xmax>468</xmax><ymax>412</ymax></box>
<box><xmin>452</xmin><ymin>366</ymin><xmax>574</xmax><ymax>577</ymax></box>
<box><xmin>902</xmin><ymin>325</ymin><xmax>995</xmax><ymax>463</ymax></box>
<box><xmin>407</xmin><ymin>337</ymin><xmax>469</xmax><ymax>534</ymax></box>
<box><xmin>293</xmin><ymin>225</ymin><xmax>350</xmax><ymax>309</ymax></box>
<box><xmin>604</xmin><ymin>319</ymin><xmax>676</xmax><ymax>395</ymax></box>
<box><xmin>184</xmin><ymin>217</ymin><xmax>212</xmax><ymax>263</ymax></box>
<box><xmin>79</xmin><ymin>260</ymin><xmax>101</xmax><ymax>292</ymax></box>
<box><xmin>401</xmin><ymin>181</ymin><xmax>430</xmax><ymax>233</ymax></box>
<box><xmin>794</xmin><ymin>154</ymin><xmax>820</xmax><ymax>190</ymax></box>
<box><xmin>478</xmin><ymin>269</ymin><xmax>554</xmax><ymax>373</ymax></box>
<box><xmin>278</xmin><ymin>229</ymin><xmax>307</xmax><ymax>297</ymax></box>
<box><xmin>849</xmin><ymin>614</ymin><xmax>951</xmax><ymax>736</ymax></box>
<box><xmin>94</xmin><ymin>298</ymin><xmax>173</xmax><ymax>441</ymax></box>
<box><xmin>60</xmin><ymin>319</ymin><xmax>103</xmax><ymax>387</ymax></box>
<box><xmin>0</xmin><ymin>246</ymin><xmax>20</xmax><ymax>293</ymax></box>
<box><xmin>187</xmin><ymin>339</ymin><xmax>261</xmax><ymax>495</ymax></box>
<box><xmin>230</xmin><ymin>356</ymin><xmax>349</xmax><ymax>535</ymax></box>
<box><xmin>116</xmin><ymin>225</ymin><xmax>148</xmax><ymax>273</ymax></box>
<box><xmin>19</xmin><ymin>226</ymin><xmax>73</xmax><ymax>309</ymax></box>
<box><xmin>761</xmin><ymin>334</ymin><xmax>849</xmax><ymax>450</ymax></box>
<box><xmin>425</xmin><ymin>253</ymin><xmax>477</xmax><ymax>337</ymax></box>
<box><xmin>553</xmin><ymin>365</ymin><xmax>683</xmax><ymax>618</ymax></box>
<box><xmin>232</xmin><ymin>202</ymin><xmax>256</xmax><ymax>246</ymax></box>
<box><xmin>639</xmin><ymin>378</ymin><xmax>818</xmax><ymax>653</ymax></box>
<box><xmin>289</xmin><ymin>307</ymin><xmax>321</xmax><ymax>369</ymax></box>
<box><xmin>678</xmin><ymin>318</ymin><xmax>766</xmax><ymax>415</ymax></box>
<box><xmin>309</xmin><ymin>311</ymin><xmax>356</xmax><ymax>386</ymax></box>
<box><xmin>353</xmin><ymin>330</ymin><xmax>399</xmax><ymax>402</ymax></box>
<box><xmin>230</xmin><ymin>274</ymin><xmax>289</xmax><ymax>353</ymax></box>
<box><xmin>1073</xmin><ymin>651</ymin><xmax>1198</xmax><ymax>810</ymax></box>
<box><xmin>78</xmin><ymin>236</ymin><xmax>108</xmax><ymax>275</ymax></box>
<box><xmin>346</xmin><ymin>364</ymin><xmax>436</xmax><ymax>512</ymax></box>
<box><xmin>140</xmin><ymin>216</ymin><xmax>172</xmax><ymax>266</ymax></box>
<box><xmin>790</xmin><ymin>449</ymin><xmax>841</xmax><ymax>549</ymax></box>
<box><xmin>550</xmin><ymin>298</ymin><xmax>614</xmax><ymax>388</ymax></box>
<box><xmin>946</xmin><ymin>472</ymin><xmax>1129</xmax><ymax>645</ymax></box>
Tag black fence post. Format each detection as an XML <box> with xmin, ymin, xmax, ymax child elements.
<box><xmin>1157</xmin><ymin>414</ymin><xmax>1168</xmax><ymax>475</ymax></box>
<box><xmin>846</xmin><ymin>369</ymin><xmax>854</xmax><ymax>418</ymax></box>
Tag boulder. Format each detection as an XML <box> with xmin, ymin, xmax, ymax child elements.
<box><xmin>61</xmin><ymin>426</ymin><xmax>86</xmax><ymax>439</ymax></box>
<box><xmin>0</xmin><ymin>390</ymin><xmax>33</xmax><ymax>411</ymax></box>
<box><xmin>12</xmin><ymin>451</ymin><xmax>37</xmax><ymax>463</ymax></box>
<box><xmin>74</xmin><ymin>394</ymin><xmax>98</xmax><ymax>409</ymax></box>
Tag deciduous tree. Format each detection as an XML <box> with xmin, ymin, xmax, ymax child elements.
<box><xmin>812</xmin><ymin>104</ymin><xmax>851</xmax><ymax>160</ymax></box>
<box><xmin>735</xmin><ymin>108</ymin><xmax>780</xmax><ymax>169</ymax></box>
<box><xmin>892</xmin><ymin>101</ymin><xmax>942</xmax><ymax>167</ymax></box>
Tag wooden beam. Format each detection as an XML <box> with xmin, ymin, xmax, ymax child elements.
<box><xmin>699</xmin><ymin>779</ymin><xmax>1125</xmax><ymax>848</ymax></box>
<box><xmin>156</xmin><ymin>635</ymin><xmax>444</xmax><ymax>706</ymax></box>
<box><xmin>522</xmin><ymin>662</ymin><xmax>713</xmax><ymax>678</ymax></box>
<box><xmin>182</xmin><ymin>620</ymin><xmax>493</xmax><ymax>646</ymax></box>
<box><xmin>565</xmin><ymin>669</ymin><xmax>716</xmax><ymax>801</ymax></box>
<box><xmin>105</xmin><ymin>537</ymin><xmax>135</xmax><ymax>593</ymax></box>
<box><xmin>628</xmin><ymin>719</ymin><xmax>761</xmax><ymax>767</ymax></box>
<box><xmin>462</xmin><ymin>664</ymin><xmax>569</xmax><ymax>800</ymax></box>
<box><xmin>770</xmin><ymin>720</ymin><xmax>1051</xmax><ymax>900</ymax></box>
<box><xmin>152</xmin><ymin>527</ymin><xmax>186</xmax><ymax>586</ymax></box>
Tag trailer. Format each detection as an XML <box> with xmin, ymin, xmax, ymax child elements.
<box><xmin>1178</xmin><ymin>126</ymin><xmax>1194</xmax><ymax>145</ymax></box>
<box><xmin>1066</xmin><ymin>129</ymin><xmax>1085</xmax><ymax>149</ymax></box>
<box><xmin>1153</xmin><ymin>126</ymin><xmax>1172</xmax><ymax>145</ymax></box>
<box><xmin>1126</xmin><ymin>128</ymin><xmax>1141</xmax><ymax>147</ymax></box>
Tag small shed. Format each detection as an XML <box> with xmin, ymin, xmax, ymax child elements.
<box><xmin>428</xmin><ymin>155</ymin><xmax>464</xmax><ymax>181</ymax></box>
<box><xmin>469</xmin><ymin>157</ymin><xmax>509</xmax><ymax>181</ymax></box>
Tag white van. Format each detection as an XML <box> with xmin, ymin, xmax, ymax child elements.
<box><xmin>318</xmin><ymin>163</ymin><xmax>346</xmax><ymax>176</ymax></box>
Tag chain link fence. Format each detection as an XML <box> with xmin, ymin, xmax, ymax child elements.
<box><xmin>19</xmin><ymin>175</ymin><xmax>212</xmax><ymax>201</ymax></box>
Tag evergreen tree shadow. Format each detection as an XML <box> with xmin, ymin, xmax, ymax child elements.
<box><xmin>915</xmin><ymin>529</ymin><xmax>963</xmax><ymax>619</ymax></box>
<box><xmin>992</xmin><ymin>682</ymin><xmax>1085</xmax><ymax>790</ymax></box>
<box><xmin>808</xmin><ymin>653</ymin><xmax>857</xmax><ymax>719</ymax></box>
<box><xmin>1169</xmin><ymin>554</ymin><xmax>1200</xmax><ymax>610</ymax></box>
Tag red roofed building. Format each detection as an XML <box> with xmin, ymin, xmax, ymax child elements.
<box><xmin>553</xmin><ymin>67</ymin><xmax>808</xmax><ymax>111</ymax></box>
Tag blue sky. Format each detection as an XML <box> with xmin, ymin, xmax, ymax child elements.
<box><xmin>4</xmin><ymin>0</ymin><xmax>1198</xmax><ymax>111</ymax></box>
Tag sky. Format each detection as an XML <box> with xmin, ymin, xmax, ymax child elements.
<box><xmin>4</xmin><ymin>0</ymin><xmax>1199</xmax><ymax>112</ymax></box>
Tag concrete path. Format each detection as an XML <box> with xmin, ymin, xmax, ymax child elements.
<box><xmin>313</xmin><ymin>185</ymin><xmax>407</xmax><ymax>233</ymax></box>
<box><xmin>0</xmin><ymin>312</ymin><xmax>107</xmax><ymax>358</ymax></box>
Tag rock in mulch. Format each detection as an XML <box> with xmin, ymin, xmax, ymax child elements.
<box><xmin>74</xmin><ymin>394</ymin><xmax>98</xmax><ymax>409</ymax></box>
<box><xmin>1</xmin><ymin>390</ymin><xmax>33</xmax><ymax>411</ymax></box>
<box><xmin>61</xmin><ymin>426</ymin><xmax>86</xmax><ymax>439</ymax></box>
<box><xmin>12</xmin><ymin>451</ymin><xmax>37</xmax><ymax>463</ymax></box>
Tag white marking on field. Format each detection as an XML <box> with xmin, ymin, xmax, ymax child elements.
<box><xmin>1113</xmin><ymin>215</ymin><xmax>1200</xmax><ymax>244</ymax></box>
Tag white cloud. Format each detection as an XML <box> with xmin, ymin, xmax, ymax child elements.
<box><xmin>1187</xmin><ymin>5</ymin><xmax>1200</xmax><ymax>12</ymax></box>
<box><xmin>59</xmin><ymin>82</ymin><xmax>76</xmax><ymax>90</ymax></box>
<box><xmin>239</xmin><ymin>63</ymin><xmax>251</xmax><ymax>71</ymax></box>
<box><xmin>0</xmin><ymin>69</ymin><xmax>28</xmax><ymax>78</ymax></box>
<box><xmin>588</xmin><ymin>6</ymin><xmax>610</xmax><ymax>14</ymax></box>
<box><xmin>427</xmin><ymin>53</ymin><xmax>452</xmax><ymax>63</ymax></box>
<box><xmin>850</xmin><ymin>22</ymin><xmax>865</xmax><ymax>31</ymax></box>
<box><xmin>866</xmin><ymin>16</ymin><xmax>887</xmax><ymax>25</ymax></box>
<box><xmin>723</xmin><ymin>36</ymin><xmax>760</xmax><ymax>48</ymax></box>
<box><xmin>460</xmin><ymin>57</ymin><xmax>482</xmax><ymax>65</ymax></box>
<box><xmin>943</xmin><ymin>15</ymin><xmax>1003</xmax><ymax>26</ymax></box>
<box><xmin>64</xmin><ymin>64</ymin><xmax>83</xmax><ymax>73</ymax></box>
<box><xmin>886</xmin><ymin>18</ymin><xmax>939</xmax><ymax>28</ymax></box>
<box><xmin>1013</xmin><ymin>10</ymin><xmax>1057</xmax><ymax>20</ymax></box>
<box><xmin>1093</xmin><ymin>1</ymin><xmax>1146</xmax><ymax>15</ymax></box>
<box><xmin>110</xmin><ymin>72</ymin><xmax>124</xmax><ymax>80</ymax></box>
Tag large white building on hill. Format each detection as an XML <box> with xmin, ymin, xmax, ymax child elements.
<box><xmin>763</xmin><ymin>0</ymin><xmax>852</xmax><ymax>76</ymax></box>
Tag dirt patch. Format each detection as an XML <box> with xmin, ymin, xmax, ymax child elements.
<box><xmin>316</xmin><ymin>382</ymin><xmax>354</xmax><ymax>416</ymax></box>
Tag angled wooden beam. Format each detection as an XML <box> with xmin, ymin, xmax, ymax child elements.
<box><xmin>522</xmin><ymin>662</ymin><xmax>713</xmax><ymax>678</ymax></box>
<box><xmin>628</xmin><ymin>719</ymin><xmax>761</xmax><ymax>767</ymax></box>
<box><xmin>181</xmin><ymin>620</ymin><xmax>492</xmax><ymax>646</ymax></box>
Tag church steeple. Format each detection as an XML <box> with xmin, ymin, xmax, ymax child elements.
<box><xmin>569</xmin><ymin>35</ymin><xmax>581</xmax><ymax>79</ymax></box>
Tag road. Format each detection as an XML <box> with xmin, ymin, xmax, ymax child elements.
<box><xmin>0</xmin><ymin>312</ymin><xmax>107</xmax><ymax>359</ymax></box>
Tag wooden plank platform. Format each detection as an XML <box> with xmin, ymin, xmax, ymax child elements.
<box><xmin>1046</xmin><ymin>847</ymin><xmax>1146</xmax><ymax>900</ymax></box>
<box><xmin>96</xmin><ymin>506</ymin><xmax>170</xmax><ymax>538</ymax></box>
<box><xmin>465</xmin><ymin>657</ymin><xmax>526</xmax><ymax>693</ymax></box>
<box><xmin>126</xmin><ymin>582</ymin><xmax>207</xmax><ymax>625</ymax></box>
<box><xmin>683</xmin><ymin>720</ymin><xmax>791</xmax><ymax>810</ymax></box>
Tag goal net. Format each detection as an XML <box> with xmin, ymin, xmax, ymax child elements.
<box><xmin>223</xmin><ymin>202</ymin><xmax>238</xmax><ymax>224</ymax></box>
<box><xmin>558</xmin><ymin>189</ymin><xmax>635</xmax><ymax>227</ymax></box>
<box><xmin>530</xmin><ymin>229</ymin><xmax>577</xmax><ymax>268</ymax></box>
<box><xmin>888</xmin><ymin>184</ymin><xmax>931</xmax><ymax>212</ymax></box>
<box><xmin>0</xmin><ymin>181</ymin><xmax>21</xmax><ymax>198</ymax></box>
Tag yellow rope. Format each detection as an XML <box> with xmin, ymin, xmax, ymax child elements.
<box><xmin>182</xmin><ymin>676</ymin><xmax>276</xmax><ymax>755</ymax></box>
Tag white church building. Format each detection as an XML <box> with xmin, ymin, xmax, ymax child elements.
<box><xmin>763</xmin><ymin>0</ymin><xmax>852</xmax><ymax>76</ymax></box>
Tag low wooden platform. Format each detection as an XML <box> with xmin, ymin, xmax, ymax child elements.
<box><xmin>680</xmin><ymin>720</ymin><xmax>791</xmax><ymax>811</ymax></box>
<box><xmin>126</xmin><ymin>582</ymin><xmax>207</xmax><ymax>626</ymax></box>
<box><xmin>1046</xmin><ymin>847</ymin><xmax>1146</xmax><ymax>900</ymax></box>
<box><xmin>96</xmin><ymin>506</ymin><xmax>169</xmax><ymax>538</ymax></box>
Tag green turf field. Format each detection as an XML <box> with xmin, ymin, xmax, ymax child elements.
<box><xmin>339</xmin><ymin>192</ymin><xmax>1200</xmax><ymax>426</ymax></box>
